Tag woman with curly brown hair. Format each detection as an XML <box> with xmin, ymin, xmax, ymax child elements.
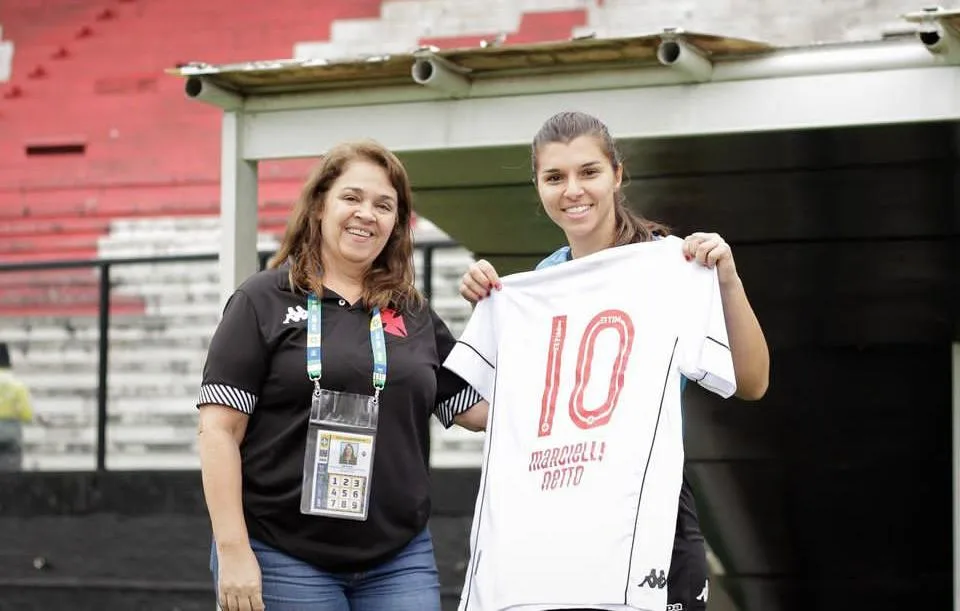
<box><xmin>196</xmin><ymin>139</ymin><xmax>485</xmax><ymax>611</ymax></box>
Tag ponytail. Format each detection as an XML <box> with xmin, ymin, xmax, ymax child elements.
<box><xmin>611</xmin><ymin>193</ymin><xmax>670</xmax><ymax>247</ymax></box>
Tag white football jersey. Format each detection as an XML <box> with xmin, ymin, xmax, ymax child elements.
<box><xmin>444</xmin><ymin>237</ymin><xmax>736</xmax><ymax>611</ymax></box>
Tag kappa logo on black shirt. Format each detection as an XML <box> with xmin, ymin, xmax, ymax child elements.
<box><xmin>283</xmin><ymin>305</ymin><xmax>308</xmax><ymax>325</ymax></box>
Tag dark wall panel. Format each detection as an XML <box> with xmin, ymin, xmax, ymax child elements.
<box><xmin>0</xmin><ymin>471</ymin><xmax>480</xmax><ymax>611</ymax></box>
<box><xmin>684</xmin><ymin>344</ymin><xmax>953</xmax><ymax>611</ymax></box>
<box><xmin>633</xmin><ymin>162</ymin><xmax>956</xmax><ymax>243</ymax></box>
<box><xmin>737</xmin><ymin>240</ymin><xmax>955</xmax><ymax>347</ymax></box>
<box><xmin>619</xmin><ymin>123</ymin><xmax>955</xmax><ymax>178</ymax></box>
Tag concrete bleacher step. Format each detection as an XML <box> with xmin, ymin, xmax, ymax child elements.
<box><xmin>0</xmin><ymin>217</ymin><xmax>112</xmax><ymax>239</ymax></box>
<box><xmin>113</xmin><ymin>282</ymin><xmax>220</xmax><ymax>304</ymax></box>
<box><xmin>0</xmin><ymin>268</ymin><xmax>100</xmax><ymax>288</ymax></box>
<box><xmin>0</xmin><ymin>232</ymin><xmax>104</xmax><ymax>255</ymax></box>
<box><xmin>19</xmin><ymin>346</ymin><xmax>206</xmax><ymax>374</ymax></box>
<box><xmin>0</xmin><ymin>301</ymin><xmax>146</xmax><ymax>318</ymax></box>
<box><xmin>108</xmin><ymin>214</ymin><xmax>289</xmax><ymax>237</ymax></box>
<box><xmin>22</xmin><ymin>416</ymin><xmax>200</xmax><ymax>471</ymax></box>
<box><xmin>0</xmin><ymin>323</ymin><xmax>218</xmax><ymax>356</ymax></box>
<box><xmin>0</xmin><ymin>193</ymin><xmax>219</xmax><ymax>221</ymax></box>
<box><xmin>99</xmin><ymin>235</ymin><xmax>280</xmax><ymax>259</ymax></box>
<box><xmin>23</xmin><ymin>452</ymin><xmax>201</xmax><ymax>472</ymax></box>
<box><xmin>35</xmin><ymin>394</ymin><xmax>201</xmax><ymax>425</ymax></box>
<box><xmin>0</xmin><ymin>311</ymin><xmax>220</xmax><ymax>332</ymax></box>
<box><xmin>296</xmin><ymin>0</ymin><xmax>590</xmax><ymax>59</ymax></box>
<box><xmin>0</xmin><ymin>284</ymin><xmax>137</xmax><ymax>305</ymax></box>
<box><xmin>0</xmin><ymin>249</ymin><xmax>105</xmax><ymax>264</ymax></box>
<box><xmin>109</xmin><ymin>262</ymin><xmax>221</xmax><ymax>285</ymax></box>
<box><xmin>138</xmin><ymin>301</ymin><xmax>223</xmax><ymax>317</ymax></box>
<box><xmin>569</xmin><ymin>0</ymin><xmax>740</xmax><ymax>40</ymax></box>
<box><xmin>24</xmin><ymin>423</ymin><xmax>197</xmax><ymax>447</ymax></box>
<box><xmin>17</xmin><ymin>370</ymin><xmax>200</xmax><ymax>394</ymax></box>
<box><xmin>25</xmin><ymin>382</ymin><xmax>200</xmax><ymax>402</ymax></box>
<box><xmin>0</xmin><ymin>187</ymin><xmax>295</xmax><ymax>223</ymax></box>
<box><xmin>22</xmin><ymin>441</ymin><xmax>200</xmax><ymax>471</ymax></box>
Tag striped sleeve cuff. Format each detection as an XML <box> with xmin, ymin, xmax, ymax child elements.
<box><xmin>197</xmin><ymin>384</ymin><xmax>258</xmax><ymax>415</ymax></box>
<box><xmin>435</xmin><ymin>386</ymin><xmax>484</xmax><ymax>429</ymax></box>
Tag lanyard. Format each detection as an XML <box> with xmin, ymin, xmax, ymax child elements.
<box><xmin>306</xmin><ymin>293</ymin><xmax>387</xmax><ymax>403</ymax></box>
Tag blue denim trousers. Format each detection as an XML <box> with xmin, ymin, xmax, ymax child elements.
<box><xmin>211</xmin><ymin>527</ymin><xmax>441</xmax><ymax>611</ymax></box>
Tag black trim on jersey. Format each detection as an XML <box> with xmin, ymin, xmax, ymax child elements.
<box><xmin>623</xmin><ymin>336</ymin><xmax>678</xmax><ymax>604</ymax></box>
<box><xmin>461</xmin><ymin>366</ymin><xmax>501</xmax><ymax>611</ymax></box>
<box><xmin>706</xmin><ymin>336</ymin><xmax>730</xmax><ymax>351</ymax></box>
<box><xmin>455</xmin><ymin>340</ymin><xmax>495</xmax><ymax>370</ymax></box>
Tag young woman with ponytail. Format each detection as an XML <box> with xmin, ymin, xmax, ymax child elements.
<box><xmin>457</xmin><ymin>111</ymin><xmax>769</xmax><ymax>611</ymax></box>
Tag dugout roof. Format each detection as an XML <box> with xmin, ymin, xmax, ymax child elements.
<box><xmin>168</xmin><ymin>11</ymin><xmax>960</xmax><ymax>295</ymax></box>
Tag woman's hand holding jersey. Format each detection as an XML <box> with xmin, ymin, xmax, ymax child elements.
<box><xmin>681</xmin><ymin>231</ymin><xmax>769</xmax><ymax>399</ymax></box>
<box><xmin>681</xmin><ymin>232</ymin><xmax>737</xmax><ymax>282</ymax></box>
<box><xmin>458</xmin><ymin>258</ymin><xmax>501</xmax><ymax>303</ymax></box>
<box><xmin>460</xmin><ymin>234</ymin><xmax>734</xmax><ymax>303</ymax></box>
<box><xmin>458</xmin><ymin>233</ymin><xmax>769</xmax><ymax>400</ymax></box>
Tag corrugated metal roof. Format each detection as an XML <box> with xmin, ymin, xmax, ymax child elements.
<box><xmin>166</xmin><ymin>32</ymin><xmax>773</xmax><ymax>95</ymax></box>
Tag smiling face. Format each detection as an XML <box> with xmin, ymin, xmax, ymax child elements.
<box><xmin>318</xmin><ymin>159</ymin><xmax>399</xmax><ymax>273</ymax></box>
<box><xmin>535</xmin><ymin>135</ymin><xmax>623</xmax><ymax>253</ymax></box>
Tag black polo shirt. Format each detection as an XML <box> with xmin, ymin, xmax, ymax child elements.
<box><xmin>197</xmin><ymin>267</ymin><xmax>471</xmax><ymax>572</ymax></box>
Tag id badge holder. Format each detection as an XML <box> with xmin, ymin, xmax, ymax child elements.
<box><xmin>300</xmin><ymin>386</ymin><xmax>379</xmax><ymax>521</ymax></box>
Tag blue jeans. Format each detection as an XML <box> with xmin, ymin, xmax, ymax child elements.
<box><xmin>210</xmin><ymin>528</ymin><xmax>441</xmax><ymax>611</ymax></box>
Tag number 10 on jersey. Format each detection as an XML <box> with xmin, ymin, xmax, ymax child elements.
<box><xmin>539</xmin><ymin>309</ymin><xmax>635</xmax><ymax>437</ymax></box>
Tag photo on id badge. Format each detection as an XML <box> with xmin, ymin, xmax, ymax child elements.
<box><xmin>312</xmin><ymin>431</ymin><xmax>373</xmax><ymax>516</ymax></box>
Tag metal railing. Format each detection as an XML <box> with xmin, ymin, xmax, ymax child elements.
<box><xmin>0</xmin><ymin>240</ymin><xmax>459</xmax><ymax>471</ymax></box>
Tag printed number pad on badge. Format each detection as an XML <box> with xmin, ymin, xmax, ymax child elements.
<box><xmin>301</xmin><ymin>391</ymin><xmax>378</xmax><ymax>521</ymax></box>
<box><xmin>326</xmin><ymin>475</ymin><xmax>367</xmax><ymax>514</ymax></box>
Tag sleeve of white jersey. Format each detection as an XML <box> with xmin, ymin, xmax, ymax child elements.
<box><xmin>679</xmin><ymin>266</ymin><xmax>737</xmax><ymax>399</ymax></box>
<box><xmin>442</xmin><ymin>298</ymin><xmax>498</xmax><ymax>402</ymax></box>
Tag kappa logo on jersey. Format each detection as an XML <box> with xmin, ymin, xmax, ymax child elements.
<box><xmin>381</xmin><ymin>308</ymin><xmax>407</xmax><ymax>337</ymax></box>
<box><xmin>696</xmin><ymin>579</ymin><xmax>709</xmax><ymax>603</ymax></box>
<box><xmin>639</xmin><ymin>568</ymin><xmax>667</xmax><ymax>589</ymax></box>
<box><xmin>283</xmin><ymin>305</ymin><xmax>308</xmax><ymax>325</ymax></box>
<box><xmin>666</xmin><ymin>604</ymin><xmax>684</xmax><ymax>611</ymax></box>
